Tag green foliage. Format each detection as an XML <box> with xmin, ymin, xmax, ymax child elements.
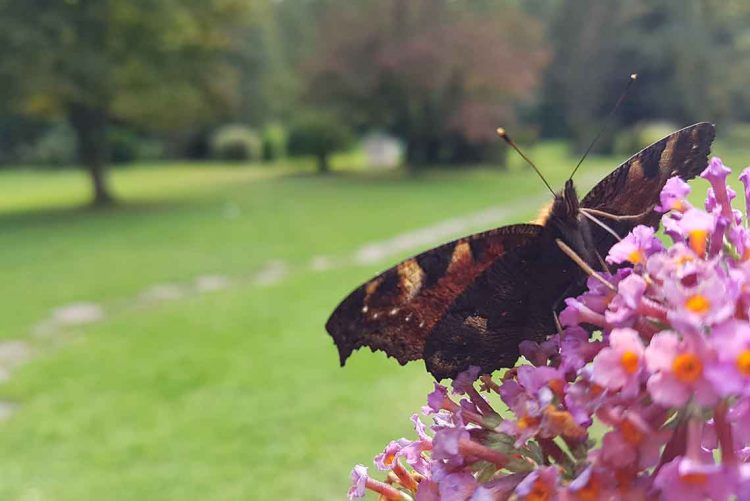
<box><xmin>306</xmin><ymin>0</ymin><xmax>548</xmax><ymax>166</ymax></box>
<box><xmin>20</xmin><ymin>122</ymin><xmax>77</xmax><ymax>167</ymax></box>
<box><xmin>540</xmin><ymin>0</ymin><xmax>750</xmax><ymax>148</ymax></box>
<box><xmin>210</xmin><ymin>124</ymin><xmax>263</xmax><ymax>162</ymax></box>
<box><xmin>613</xmin><ymin>121</ymin><xmax>680</xmax><ymax>156</ymax></box>
<box><xmin>261</xmin><ymin>122</ymin><xmax>288</xmax><ymax>161</ymax></box>
<box><xmin>723</xmin><ymin>123</ymin><xmax>750</xmax><ymax>149</ymax></box>
<box><xmin>108</xmin><ymin>127</ymin><xmax>164</xmax><ymax>164</ymax></box>
<box><xmin>288</xmin><ymin>112</ymin><xmax>352</xmax><ymax>171</ymax></box>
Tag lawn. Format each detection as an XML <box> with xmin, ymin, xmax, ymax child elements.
<box><xmin>0</xmin><ymin>140</ymin><xmax>745</xmax><ymax>499</ymax></box>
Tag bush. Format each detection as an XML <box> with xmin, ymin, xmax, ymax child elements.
<box><xmin>261</xmin><ymin>123</ymin><xmax>288</xmax><ymax>161</ymax></box>
<box><xmin>20</xmin><ymin>121</ymin><xmax>77</xmax><ymax>166</ymax></box>
<box><xmin>614</xmin><ymin>120</ymin><xmax>679</xmax><ymax>156</ymax></box>
<box><xmin>288</xmin><ymin>112</ymin><xmax>352</xmax><ymax>173</ymax></box>
<box><xmin>108</xmin><ymin>126</ymin><xmax>164</xmax><ymax>163</ymax></box>
<box><xmin>210</xmin><ymin>124</ymin><xmax>262</xmax><ymax>162</ymax></box>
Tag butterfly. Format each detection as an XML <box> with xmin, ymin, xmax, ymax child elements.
<box><xmin>326</xmin><ymin>122</ymin><xmax>715</xmax><ymax>380</ymax></box>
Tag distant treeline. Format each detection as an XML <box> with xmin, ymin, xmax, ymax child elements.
<box><xmin>0</xmin><ymin>0</ymin><xmax>749</xmax><ymax>203</ymax></box>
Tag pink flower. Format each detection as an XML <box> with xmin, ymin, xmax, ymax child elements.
<box><xmin>605</xmin><ymin>273</ymin><xmax>648</xmax><ymax>327</ymax></box>
<box><xmin>656</xmin><ymin>176</ymin><xmax>692</xmax><ymax>213</ymax></box>
<box><xmin>662</xmin><ymin>264</ymin><xmax>737</xmax><ymax>331</ymax></box>
<box><xmin>653</xmin><ymin>457</ymin><xmax>733</xmax><ymax>501</ymax></box>
<box><xmin>514</xmin><ymin>466</ymin><xmax>559</xmax><ymax>500</ymax></box>
<box><xmin>739</xmin><ymin>166</ymin><xmax>750</xmax><ymax>217</ymax></box>
<box><xmin>560</xmin><ymin>326</ymin><xmax>603</xmax><ymax>373</ymax></box>
<box><xmin>701</xmin><ymin>157</ymin><xmax>734</xmax><ymax>223</ymax></box>
<box><xmin>559</xmin><ymin>297</ymin><xmax>606</xmax><ymax>328</ymax></box>
<box><xmin>675</xmin><ymin>208</ymin><xmax>716</xmax><ymax>257</ymax></box>
<box><xmin>592</xmin><ymin>328</ymin><xmax>645</xmax><ymax>397</ymax></box>
<box><xmin>452</xmin><ymin>366</ymin><xmax>481</xmax><ymax>395</ymax></box>
<box><xmin>439</xmin><ymin>472</ymin><xmax>477</xmax><ymax>500</ymax></box>
<box><xmin>375</xmin><ymin>438</ymin><xmax>411</xmax><ymax>470</ymax></box>
<box><xmin>606</xmin><ymin>225</ymin><xmax>664</xmax><ymax>265</ymax></box>
<box><xmin>432</xmin><ymin>426</ymin><xmax>470</xmax><ymax>467</ymax></box>
<box><xmin>645</xmin><ymin>331</ymin><xmax>717</xmax><ymax>407</ymax></box>
<box><xmin>348</xmin><ymin>465</ymin><xmax>368</xmax><ymax>500</ymax></box>
<box><xmin>705</xmin><ymin>320</ymin><xmax>750</xmax><ymax>397</ymax></box>
<box><xmin>599</xmin><ymin>411</ymin><xmax>670</xmax><ymax>468</ymax></box>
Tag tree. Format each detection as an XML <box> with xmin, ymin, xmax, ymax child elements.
<box><xmin>304</xmin><ymin>0</ymin><xmax>548</xmax><ymax>167</ymax></box>
<box><xmin>539</xmin><ymin>0</ymin><xmax>750</xmax><ymax>149</ymax></box>
<box><xmin>0</xmin><ymin>0</ymin><xmax>254</xmax><ymax>206</ymax></box>
<box><xmin>288</xmin><ymin>111</ymin><xmax>352</xmax><ymax>173</ymax></box>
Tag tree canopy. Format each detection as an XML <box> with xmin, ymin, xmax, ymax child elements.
<box><xmin>0</xmin><ymin>0</ymin><xmax>256</xmax><ymax>204</ymax></box>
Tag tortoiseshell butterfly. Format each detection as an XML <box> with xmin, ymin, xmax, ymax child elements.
<box><xmin>326</xmin><ymin>122</ymin><xmax>715</xmax><ymax>380</ymax></box>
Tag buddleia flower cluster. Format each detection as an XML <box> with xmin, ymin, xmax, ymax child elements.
<box><xmin>347</xmin><ymin>158</ymin><xmax>750</xmax><ymax>500</ymax></box>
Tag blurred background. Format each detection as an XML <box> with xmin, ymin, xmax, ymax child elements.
<box><xmin>0</xmin><ymin>0</ymin><xmax>748</xmax><ymax>498</ymax></box>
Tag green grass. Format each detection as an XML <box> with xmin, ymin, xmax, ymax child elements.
<box><xmin>0</xmin><ymin>141</ymin><xmax>745</xmax><ymax>499</ymax></box>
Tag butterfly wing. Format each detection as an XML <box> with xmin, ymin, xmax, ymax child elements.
<box><xmin>421</xmin><ymin>224</ymin><xmax>583</xmax><ymax>379</ymax></box>
<box><xmin>326</xmin><ymin>224</ymin><xmax>545</xmax><ymax>375</ymax></box>
<box><xmin>581</xmin><ymin>122</ymin><xmax>715</xmax><ymax>249</ymax></box>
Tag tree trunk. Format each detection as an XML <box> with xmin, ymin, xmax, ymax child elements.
<box><xmin>69</xmin><ymin>103</ymin><xmax>114</xmax><ymax>206</ymax></box>
<box><xmin>317</xmin><ymin>153</ymin><xmax>330</xmax><ymax>174</ymax></box>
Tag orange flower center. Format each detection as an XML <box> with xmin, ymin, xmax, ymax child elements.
<box><xmin>685</xmin><ymin>294</ymin><xmax>710</xmax><ymax>315</ymax></box>
<box><xmin>620</xmin><ymin>351</ymin><xmax>640</xmax><ymax>374</ymax></box>
<box><xmin>548</xmin><ymin>378</ymin><xmax>565</xmax><ymax>398</ymax></box>
<box><xmin>681</xmin><ymin>472</ymin><xmax>708</xmax><ymax>485</ymax></box>
<box><xmin>576</xmin><ymin>475</ymin><xmax>602</xmax><ymax>501</ymax></box>
<box><xmin>737</xmin><ymin>350</ymin><xmax>750</xmax><ymax>376</ymax></box>
<box><xmin>675</xmin><ymin>253</ymin><xmax>695</xmax><ymax>266</ymax></box>
<box><xmin>688</xmin><ymin>229</ymin><xmax>709</xmax><ymax>257</ymax></box>
<box><xmin>544</xmin><ymin>405</ymin><xmax>586</xmax><ymax>439</ymax></box>
<box><xmin>672</xmin><ymin>352</ymin><xmax>703</xmax><ymax>383</ymax></box>
<box><xmin>518</xmin><ymin>415</ymin><xmax>539</xmax><ymax>430</ymax></box>
<box><xmin>384</xmin><ymin>452</ymin><xmax>396</xmax><ymax>466</ymax></box>
<box><xmin>620</xmin><ymin>420</ymin><xmax>643</xmax><ymax>445</ymax></box>
<box><xmin>627</xmin><ymin>249</ymin><xmax>644</xmax><ymax>264</ymax></box>
<box><xmin>526</xmin><ymin>479</ymin><xmax>551</xmax><ymax>501</ymax></box>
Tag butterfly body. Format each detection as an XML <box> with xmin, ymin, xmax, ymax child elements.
<box><xmin>326</xmin><ymin>123</ymin><xmax>716</xmax><ymax>380</ymax></box>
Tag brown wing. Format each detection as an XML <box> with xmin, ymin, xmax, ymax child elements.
<box><xmin>582</xmin><ymin>122</ymin><xmax>715</xmax><ymax>252</ymax></box>
<box><xmin>422</xmin><ymin>223</ymin><xmax>583</xmax><ymax>380</ymax></box>
<box><xmin>326</xmin><ymin>224</ymin><xmax>543</xmax><ymax>372</ymax></box>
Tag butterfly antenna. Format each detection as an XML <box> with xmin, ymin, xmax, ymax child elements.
<box><xmin>497</xmin><ymin>128</ymin><xmax>555</xmax><ymax>196</ymax></box>
<box><xmin>569</xmin><ymin>73</ymin><xmax>638</xmax><ymax>181</ymax></box>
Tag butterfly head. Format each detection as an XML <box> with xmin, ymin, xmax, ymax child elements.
<box><xmin>550</xmin><ymin>179</ymin><xmax>581</xmax><ymax>223</ymax></box>
<box><xmin>548</xmin><ymin>179</ymin><xmax>597</xmax><ymax>266</ymax></box>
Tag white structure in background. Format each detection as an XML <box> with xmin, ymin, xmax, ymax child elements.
<box><xmin>362</xmin><ymin>132</ymin><xmax>402</xmax><ymax>169</ymax></box>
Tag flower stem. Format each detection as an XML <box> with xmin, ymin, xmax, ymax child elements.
<box><xmin>392</xmin><ymin>461</ymin><xmax>419</xmax><ymax>492</ymax></box>
<box><xmin>715</xmin><ymin>400</ymin><xmax>737</xmax><ymax>466</ymax></box>
<box><xmin>365</xmin><ymin>477</ymin><xmax>412</xmax><ymax>500</ymax></box>
<box><xmin>458</xmin><ymin>437</ymin><xmax>509</xmax><ymax>466</ymax></box>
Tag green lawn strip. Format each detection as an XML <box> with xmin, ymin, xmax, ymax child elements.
<box><xmin>0</xmin><ymin>270</ymin><xmax>431</xmax><ymax>500</ymax></box>
<box><xmin>0</xmin><ymin>143</ymin><xmax>613</xmax><ymax>339</ymax></box>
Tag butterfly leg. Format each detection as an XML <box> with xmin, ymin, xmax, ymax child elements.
<box><xmin>553</xmin><ymin>310</ymin><xmax>564</xmax><ymax>336</ymax></box>
<box><xmin>550</xmin><ymin>279</ymin><xmax>588</xmax><ymax>336</ymax></box>
<box><xmin>595</xmin><ymin>249</ymin><xmax>612</xmax><ymax>274</ymax></box>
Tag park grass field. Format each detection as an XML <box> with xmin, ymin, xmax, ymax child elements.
<box><xmin>0</xmin><ymin>140</ymin><xmax>746</xmax><ymax>499</ymax></box>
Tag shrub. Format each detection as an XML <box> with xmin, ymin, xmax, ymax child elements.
<box><xmin>210</xmin><ymin>124</ymin><xmax>262</xmax><ymax>162</ymax></box>
<box><xmin>108</xmin><ymin>126</ymin><xmax>164</xmax><ymax>163</ymax></box>
<box><xmin>261</xmin><ymin>123</ymin><xmax>288</xmax><ymax>161</ymax></box>
<box><xmin>21</xmin><ymin>121</ymin><xmax>77</xmax><ymax>166</ymax></box>
<box><xmin>288</xmin><ymin>112</ymin><xmax>352</xmax><ymax>173</ymax></box>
